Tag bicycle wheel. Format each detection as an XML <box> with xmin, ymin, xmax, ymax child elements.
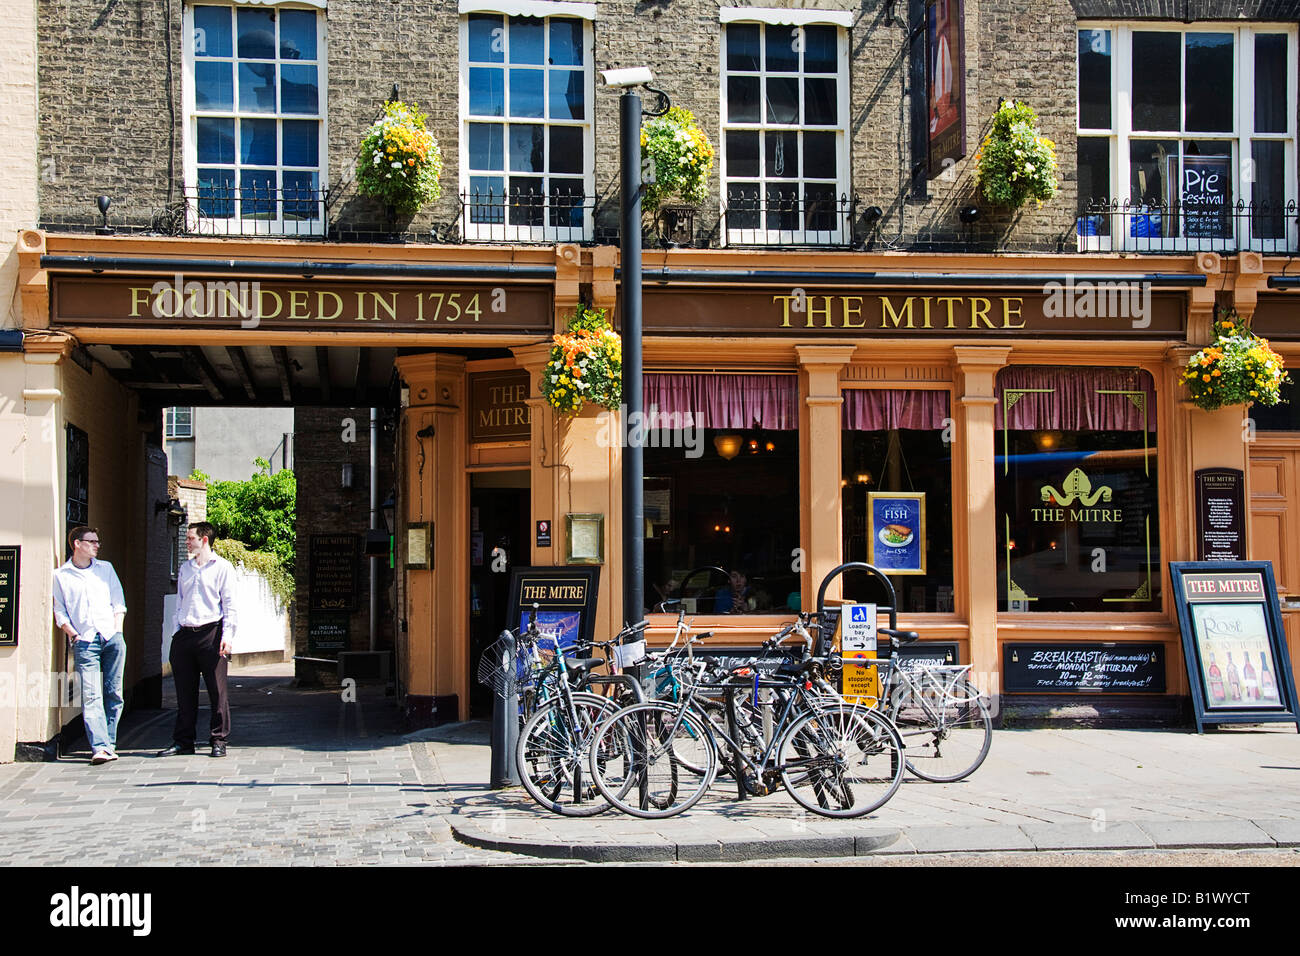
<box><xmin>589</xmin><ymin>703</ymin><xmax>716</xmax><ymax>819</ymax></box>
<box><xmin>778</xmin><ymin>705</ymin><xmax>904</xmax><ymax>818</ymax></box>
<box><xmin>895</xmin><ymin>679</ymin><xmax>992</xmax><ymax>783</ymax></box>
<box><xmin>516</xmin><ymin>692</ymin><xmax>620</xmax><ymax>817</ymax></box>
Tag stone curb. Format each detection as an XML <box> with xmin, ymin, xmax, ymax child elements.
<box><xmin>449</xmin><ymin>819</ymin><xmax>901</xmax><ymax>862</ymax></box>
<box><xmin>448</xmin><ymin>815</ymin><xmax>1299</xmax><ymax>862</ymax></box>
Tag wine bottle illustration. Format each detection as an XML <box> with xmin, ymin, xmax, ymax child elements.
<box><xmin>1227</xmin><ymin>652</ymin><xmax>1242</xmax><ymax>701</ymax></box>
<box><xmin>1243</xmin><ymin>653</ymin><xmax>1259</xmax><ymax>700</ymax></box>
<box><xmin>1260</xmin><ymin>652</ymin><xmax>1278</xmax><ymax>702</ymax></box>
<box><xmin>1207</xmin><ymin>653</ymin><xmax>1226</xmax><ymax>703</ymax></box>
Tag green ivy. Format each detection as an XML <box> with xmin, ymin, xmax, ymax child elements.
<box><xmin>192</xmin><ymin>458</ymin><xmax>296</xmax><ymax>576</ymax></box>
<box><xmin>213</xmin><ymin>538</ymin><xmax>295</xmax><ymax>610</ymax></box>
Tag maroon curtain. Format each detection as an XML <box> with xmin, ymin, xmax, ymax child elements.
<box><xmin>643</xmin><ymin>373</ymin><xmax>798</xmax><ymax>429</ymax></box>
<box><xmin>995</xmin><ymin>366</ymin><xmax>1157</xmax><ymax>431</ymax></box>
<box><xmin>841</xmin><ymin>389</ymin><xmax>951</xmax><ymax>430</ymax></box>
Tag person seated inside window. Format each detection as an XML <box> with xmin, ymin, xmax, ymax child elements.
<box><xmin>714</xmin><ymin>570</ymin><xmax>754</xmax><ymax>614</ymax></box>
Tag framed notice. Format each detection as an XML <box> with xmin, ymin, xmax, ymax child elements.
<box><xmin>506</xmin><ymin>566</ymin><xmax>601</xmax><ymax>652</ymax></box>
<box><xmin>1195</xmin><ymin>468</ymin><xmax>1245</xmax><ymax>561</ymax></box>
<box><xmin>0</xmin><ymin>546</ymin><xmax>18</xmax><ymax>646</ymax></box>
<box><xmin>565</xmin><ymin>513</ymin><xmax>604</xmax><ymax>565</ymax></box>
<box><xmin>867</xmin><ymin>493</ymin><xmax>926</xmax><ymax>575</ymax></box>
<box><xmin>1170</xmin><ymin>562</ymin><xmax>1299</xmax><ymax>733</ymax></box>
<box><xmin>406</xmin><ymin>523</ymin><xmax>433</xmax><ymax>570</ymax></box>
<box><xmin>307</xmin><ymin>610</ymin><xmax>349</xmax><ymax>654</ymax></box>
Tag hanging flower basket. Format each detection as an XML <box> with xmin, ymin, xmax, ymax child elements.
<box><xmin>356</xmin><ymin>100</ymin><xmax>443</xmax><ymax>215</ymax></box>
<box><xmin>974</xmin><ymin>100</ymin><xmax>1058</xmax><ymax>210</ymax></box>
<box><xmin>1182</xmin><ymin>308</ymin><xmax>1291</xmax><ymax>411</ymax></box>
<box><xmin>540</xmin><ymin>306</ymin><xmax>622</xmax><ymax>415</ymax></box>
<box><xmin>641</xmin><ymin>106</ymin><xmax>714</xmax><ymax>213</ymax></box>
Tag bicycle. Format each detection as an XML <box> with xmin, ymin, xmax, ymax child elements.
<box><xmin>588</xmin><ymin>652</ymin><xmax>904</xmax><ymax>820</ymax></box>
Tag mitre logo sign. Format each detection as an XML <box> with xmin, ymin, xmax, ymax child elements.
<box><xmin>1032</xmin><ymin>468</ymin><xmax>1121</xmax><ymax>523</ymax></box>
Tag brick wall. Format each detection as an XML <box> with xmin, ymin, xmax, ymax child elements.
<box><xmin>36</xmin><ymin>0</ymin><xmax>1300</xmax><ymax>249</ymax></box>
<box><xmin>292</xmin><ymin>407</ymin><xmax>396</xmax><ymax>668</ymax></box>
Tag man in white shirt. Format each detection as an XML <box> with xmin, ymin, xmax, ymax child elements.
<box><xmin>52</xmin><ymin>526</ymin><xmax>128</xmax><ymax>765</ymax></box>
<box><xmin>158</xmin><ymin>521</ymin><xmax>237</xmax><ymax>758</ymax></box>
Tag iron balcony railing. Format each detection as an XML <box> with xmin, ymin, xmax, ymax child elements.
<box><xmin>721</xmin><ymin>188</ymin><xmax>855</xmax><ymax>247</ymax></box>
<box><xmin>185</xmin><ymin>180</ymin><xmax>328</xmax><ymax>237</ymax></box>
<box><xmin>1076</xmin><ymin>198</ymin><xmax>1299</xmax><ymax>254</ymax></box>
<box><xmin>458</xmin><ymin>186</ymin><xmax>596</xmax><ymax>244</ymax></box>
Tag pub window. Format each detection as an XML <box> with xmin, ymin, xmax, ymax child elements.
<box><xmin>840</xmin><ymin>389</ymin><xmax>955</xmax><ymax>614</ymax></box>
<box><xmin>642</xmin><ymin>373</ymin><xmax>800</xmax><ymax>617</ymax></box>
<box><xmin>460</xmin><ymin>10</ymin><xmax>594</xmax><ymax>242</ymax></box>
<box><xmin>996</xmin><ymin>367</ymin><xmax>1160</xmax><ymax>613</ymax></box>
<box><xmin>1249</xmin><ymin>377</ymin><xmax>1300</xmax><ymax>430</ymax></box>
<box><xmin>184</xmin><ymin>3</ymin><xmax>327</xmax><ymax>235</ymax></box>
<box><xmin>720</xmin><ymin>12</ymin><xmax>850</xmax><ymax>246</ymax></box>
<box><xmin>1076</xmin><ymin>23</ymin><xmax>1297</xmax><ymax>252</ymax></box>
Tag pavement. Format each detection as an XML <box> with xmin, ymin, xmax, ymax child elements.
<box><xmin>2</xmin><ymin>664</ymin><xmax>1298</xmax><ymax>865</ymax></box>
<box><xmin>425</xmin><ymin>719</ymin><xmax>1300</xmax><ymax>863</ymax></box>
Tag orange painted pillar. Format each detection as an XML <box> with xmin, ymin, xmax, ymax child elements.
<box><xmin>394</xmin><ymin>354</ymin><xmax>469</xmax><ymax>721</ymax></box>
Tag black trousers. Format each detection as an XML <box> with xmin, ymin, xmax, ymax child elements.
<box><xmin>169</xmin><ymin>621</ymin><xmax>230</xmax><ymax>746</ymax></box>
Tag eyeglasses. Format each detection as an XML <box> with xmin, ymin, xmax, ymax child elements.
<box><xmin>80</xmin><ymin>539</ymin><xmax>101</xmax><ymax>546</ymax></box>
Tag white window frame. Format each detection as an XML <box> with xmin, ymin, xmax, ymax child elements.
<box><xmin>1076</xmin><ymin>22</ymin><xmax>1297</xmax><ymax>254</ymax></box>
<box><xmin>458</xmin><ymin>9</ymin><xmax>595</xmax><ymax>243</ymax></box>
<box><xmin>719</xmin><ymin>16</ymin><xmax>851</xmax><ymax>247</ymax></box>
<box><xmin>182</xmin><ymin>2</ymin><xmax>329</xmax><ymax>238</ymax></box>
<box><xmin>165</xmin><ymin>407</ymin><xmax>195</xmax><ymax>440</ymax></box>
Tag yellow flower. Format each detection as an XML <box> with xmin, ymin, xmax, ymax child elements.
<box><xmin>1202</xmin><ymin>374</ymin><xmax>1211</xmax><ymax>382</ymax></box>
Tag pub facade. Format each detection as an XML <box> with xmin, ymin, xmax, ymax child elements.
<box><xmin>3</xmin><ymin>0</ymin><xmax>1300</xmax><ymax>756</ymax></box>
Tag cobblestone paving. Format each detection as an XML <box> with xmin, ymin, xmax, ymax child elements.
<box><xmin>0</xmin><ymin>666</ymin><xmax>549</xmax><ymax>867</ymax></box>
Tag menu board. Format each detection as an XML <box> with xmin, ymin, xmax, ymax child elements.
<box><xmin>867</xmin><ymin>493</ymin><xmax>926</xmax><ymax>575</ymax></box>
<box><xmin>1170</xmin><ymin>562</ymin><xmax>1300</xmax><ymax>733</ymax></box>
<box><xmin>1196</xmin><ymin>469</ymin><xmax>1245</xmax><ymax>561</ymax></box>
<box><xmin>0</xmin><ymin>547</ymin><xmax>17</xmax><ymax>646</ymax></box>
<box><xmin>1003</xmin><ymin>643</ymin><xmax>1166</xmax><ymax>693</ymax></box>
<box><xmin>308</xmin><ymin>534</ymin><xmax>360</xmax><ymax>611</ymax></box>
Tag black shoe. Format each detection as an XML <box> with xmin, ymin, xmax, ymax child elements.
<box><xmin>156</xmin><ymin>744</ymin><xmax>195</xmax><ymax>757</ymax></box>
<box><xmin>211</xmin><ymin>742</ymin><xmax>227</xmax><ymax>758</ymax></box>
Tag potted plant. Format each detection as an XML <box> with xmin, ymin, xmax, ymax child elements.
<box><xmin>641</xmin><ymin>106</ymin><xmax>714</xmax><ymax>213</ymax></box>
<box><xmin>540</xmin><ymin>306</ymin><xmax>622</xmax><ymax>415</ymax></box>
<box><xmin>974</xmin><ymin>100</ymin><xmax>1059</xmax><ymax>210</ymax></box>
<box><xmin>356</xmin><ymin>100</ymin><xmax>443</xmax><ymax>216</ymax></box>
<box><xmin>1182</xmin><ymin>308</ymin><xmax>1291</xmax><ymax>410</ymax></box>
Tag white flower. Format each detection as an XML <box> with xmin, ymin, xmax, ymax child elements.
<box><xmin>391</xmin><ymin>161</ymin><xmax>402</xmax><ymax>168</ymax></box>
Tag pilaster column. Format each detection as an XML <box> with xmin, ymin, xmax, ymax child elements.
<box><xmin>512</xmin><ymin>342</ymin><xmax>558</xmax><ymax>567</ymax></box>
<box><xmin>1231</xmin><ymin>251</ymin><xmax>1266</xmax><ymax>325</ymax></box>
<box><xmin>393</xmin><ymin>353</ymin><xmax>468</xmax><ymax>720</ymax></box>
<box><xmin>795</xmin><ymin>346</ymin><xmax>856</xmax><ymax>611</ymax></box>
<box><xmin>1187</xmin><ymin>252</ymin><xmax>1222</xmax><ymax>345</ymax></box>
<box><xmin>954</xmin><ymin>346</ymin><xmax>1011</xmax><ymax>700</ymax></box>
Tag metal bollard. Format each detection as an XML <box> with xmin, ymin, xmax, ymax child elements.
<box><xmin>489</xmin><ymin>629</ymin><xmax>520</xmax><ymax>789</ymax></box>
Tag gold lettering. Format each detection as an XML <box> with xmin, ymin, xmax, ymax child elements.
<box><xmin>371</xmin><ymin>292</ymin><xmax>398</xmax><ymax>322</ymax></box>
<box><xmin>969</xmin><ymin>297</ymin><xmax>994</xmax><ymax>329</ymax></box>
<box><xmin>936</xmin><ymin>297</ymin><xmax>961</xmax><ymax>329</ymax></box>
<box><xmin>773</xmin><ymin>295</ymin><xmax>796</xmax><ymax>327</ymax></box>
<box><xmin>289</xmin><ymin>290</ymin><xmax>310</xmax><ymax>321</ymax></box>
<box><xmin>479</xmin><ymin>410</ymin><xmax>492</xmax><ymax>428</ymax></box>
<box><xmin>257</xmin><ymin>289</ymin><xmax>283</xmax><ymax>321</ymax></box>
<box><xmin>881</xmin><ymin>296</ymin><xmax>915</xmax><ymax>329</ymax></box>
<box><xmin>919</xmin><ymin>297</ymin><xmax>933</xmax><ymax>328</ymax></box>
<box><xmin>354</xmin><ymin>291</ymin><xmax>367</xmax><ymax>321</ymax></box>
<box><xmin>514</xmin><ymin>407</ymin><xmax>528</xmax><ymax>425</ymax></box>
<box><xmin>317</xmin><ymin>291</ymin><xmax>343</xmax><ymax>321</ymax></box>
<box><xmin>129</xmin><ymin>287</ymin><xmax>151</xmax><ymax>317</ymax></box>
<box><xmin>808</xmin><ymin>296</ymin><xmax>832</xmax><ymax>328</ymax></box>
<box><xmin>1002</xmin><ymin>297</ymin><xmax>1025</xmax><ymax>329</ymax></box>
<box><xmin>841</xmin><ymin>296</ymin><xmax>865</xmax><ymax>328</ymax></box>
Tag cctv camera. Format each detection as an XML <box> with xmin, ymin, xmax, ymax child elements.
<box><xmin>600</xmin><ymin>67</ymin><xmax>654</xmax><ymax>88</ymax></box>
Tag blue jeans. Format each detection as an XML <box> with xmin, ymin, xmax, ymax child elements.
<box><xmin>74</xmin><ymin>633</ymin><xmax>126</xmax><ymax>753</ymax></box>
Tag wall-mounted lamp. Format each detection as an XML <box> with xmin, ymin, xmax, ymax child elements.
<box><xmin>341</xmin><ymin>462</ymin><xmax>354</xmax><ymax>490</ymax></box>
<box><xmin>861</xmin><ymin>206</ymin><xmax>883</xmax><ymax>230</ymax></box>
<box><xmin>95</xmin><ymin>195</ymin><xmax>114</xmax><ymax>235</ymax></box>
<box><xmin>959</xmin><ymin>205</ymin><xmax>981</xmax><ymax>224</ymax></box>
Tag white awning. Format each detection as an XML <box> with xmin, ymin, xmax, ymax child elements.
<box><xmin>720</xmin><ymin>6</ymin><xmax>855</xmax><ymax>27</ymax></box>
<box><xmin>458</xmin><ymin>0</ymin><xmax>597</xmax><ymax>18</ymax></box>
